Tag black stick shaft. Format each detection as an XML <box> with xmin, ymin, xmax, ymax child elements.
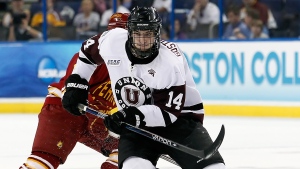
<box><xmin>78</xmin><ymin>104</ymin><xmax>225</xmax><ymax>163</ymax></box>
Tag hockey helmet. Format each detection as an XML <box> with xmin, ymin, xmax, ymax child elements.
<box><xmin>127</xmin><ymin>6</ymin><xmax>162</xmax><ymax>59</ymax></box>
<box><xmin>108</xmin><ymin>13</ymin><xmax>130</xmax><ymax>30</ymax></box>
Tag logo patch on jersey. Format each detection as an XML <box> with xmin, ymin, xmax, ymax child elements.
<box><xmin>148</xmin><ymin>68</ymin><xmax>156</xmax><ymax>77</ymax></box>
<box><xmin>160</xmin><ymin>40</ymin><xmax>181</xmax><ymax>57</ymax></box>
<box><xmin>57</xmin><ymin>141</ymin><xmax>63</xmax><ymax>149</ymax></box>
<box><xmin>115</xmin><ymin>77</ymin><xmax>151</xmax><ymax>108</ymax></box>
<box><xmin>107</xmin><ymin>59</ymin><xmax>121</xmax><ymax>66</ymax></box>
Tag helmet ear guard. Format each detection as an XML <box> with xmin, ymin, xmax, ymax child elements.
<box><xmin>127</xmin><ymin>7</ymin><xmax>162</xmax><ymax>59</ymax></box>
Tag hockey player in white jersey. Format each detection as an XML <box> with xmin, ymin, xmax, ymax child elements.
<box><xmin>62</xmin><ymin>6</ymin><xmax>225</xmax><ymax>169</ymax></box>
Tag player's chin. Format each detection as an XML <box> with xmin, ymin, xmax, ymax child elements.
<box><xmin>135</xmin><ymin>44</ymin><xmax>149</xmax><ymax>50</ymax></box>
<box><xmin>137</xmin><ymin>46</ymin><xmax>151</xmax><ymax>51</ymax></box>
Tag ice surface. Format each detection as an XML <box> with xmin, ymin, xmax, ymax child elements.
<box><xmin>1</xmin><ymin>114</ymin><xmax>300</xmax><ymax>169</ymax></box>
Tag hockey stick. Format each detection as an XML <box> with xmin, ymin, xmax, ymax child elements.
<box><xmin>78</xmin><ymin>104</ymin><xmax>225</xmax><ymax>163</ymax></box>
<box><xmin>77</xmin><ymin>106</ymin><xmax>179</xmax><ymax>166</ymax></box>
<box><xmin>159</xmin><ymin>154</ymin><xmax>179</xmax><ymax>166</ymax></box>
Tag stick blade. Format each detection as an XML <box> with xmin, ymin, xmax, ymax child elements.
<box><xmin>203</xmin><ymin>124</ymin><xmax>225</xmax><ymax>160</ymax></box>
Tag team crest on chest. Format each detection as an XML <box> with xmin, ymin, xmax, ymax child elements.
<box><xmin>114</xmin><ymin>77</ymin><xmax>151</xmax><ymax>108</ymax></box>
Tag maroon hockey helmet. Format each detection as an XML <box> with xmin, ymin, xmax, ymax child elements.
<box><xmin>107</xmin><ymin>13</ymin><xmax>130</xmax><ymax>30</ymax></box>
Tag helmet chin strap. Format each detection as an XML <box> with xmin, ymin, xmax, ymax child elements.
<box><xmin>129</xmin><ymin>45</ymin><xmax>140</xmax><ymax>58</ymax></box>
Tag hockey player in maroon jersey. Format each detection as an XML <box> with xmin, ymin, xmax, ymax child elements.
<box><xmin>19</xmin><ymin>13</ymin><xmax>129</xmax><ymax>169</ymax></box>
<box><xmin>62</xmin><ymin>7</ymin><xmax>225</xmax><ymax>169</ymax></box>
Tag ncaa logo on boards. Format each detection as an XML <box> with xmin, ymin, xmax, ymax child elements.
<box><xmin>37</xmin><ymin>56</ymin><xmax>66</xmax><ymax>84</ymax></box>
<box><xmin>115</xmin><ymin>77</ymin><xmax>151</xmax><ymax>108</ymax></box>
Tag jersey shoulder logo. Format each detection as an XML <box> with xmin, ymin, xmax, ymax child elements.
<box><xmin>107</xmin><ymin>59</ymin><xmax>121</xmax><ymax>66</ymax></box>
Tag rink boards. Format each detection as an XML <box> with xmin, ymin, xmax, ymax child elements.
<box><xmin>0</xmin><ymin>41</ymin><xmax>299</xmax><ymax>117</ymax></box>
<box><xmin>1</xmin><ymin>98</ymin><xmax>299</xmax><ymax>118</ymax></box>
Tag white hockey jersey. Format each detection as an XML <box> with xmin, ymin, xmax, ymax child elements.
<box><xmin>73</xmin><ymin>28</ymin><xmax>204</xmax><ymax>127</ymax></box>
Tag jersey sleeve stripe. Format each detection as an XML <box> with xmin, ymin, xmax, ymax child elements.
<box><xmin>160</xmin><ymin>108</ymin><xmax>172</xmax><ymax>126</ymax></box>
<box><xmin>181</xmin><ymin>109</ymin><xmax>204</xmax><ymax>114</ymax></box>
<box><xmin>79</xmin><ymin>50</ymin><xmax>97</xmax><ymax>65</ymax></box>
<box><xmin>182</xmin><ymin>103</ymin><xmax>203</xmax><ymax>111</ymax></box>
<box><xmin>79</xmin><ymin>57</ymin><xmax>94</xmax><ymax>65</ymax></box>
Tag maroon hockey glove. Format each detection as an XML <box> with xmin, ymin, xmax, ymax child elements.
<box><xmin>62</xmin><ymin>74</ymin><xmax>89</xmax><ymax>116</ymax></box>
<box><xmin>103</xmin><ymin>107</ymin><xmax>145</xmax><ymax>134</ymax></box>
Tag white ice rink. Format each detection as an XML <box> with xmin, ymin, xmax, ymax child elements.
<box><xmin>1</xmin><ymin>114</ymin><xmax>300</xmax><ymax>169</ymax></box>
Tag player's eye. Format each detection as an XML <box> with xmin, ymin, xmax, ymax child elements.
<box><xmin>133</xmin><ymin>32</ymin><xmax>141</xmax><ymax>36</ymax></box>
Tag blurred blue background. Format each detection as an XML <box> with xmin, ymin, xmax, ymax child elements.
<box><xmin>1</xmin><ymin>0</ymin><xmax>300</xmax><ymax>41</ymax></box>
